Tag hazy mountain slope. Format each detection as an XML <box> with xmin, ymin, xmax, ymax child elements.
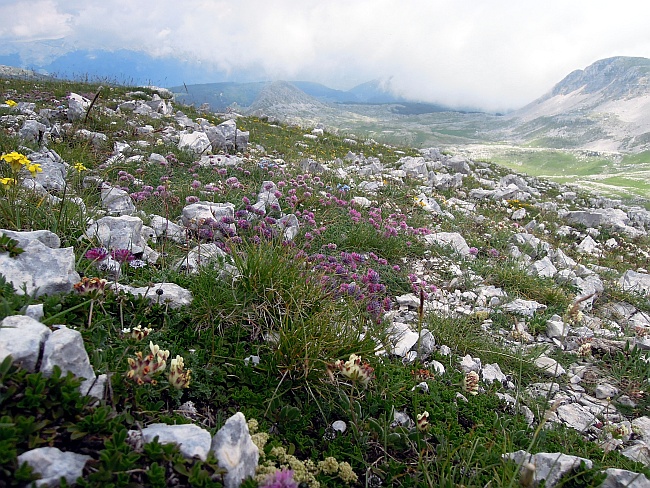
<box><xmin>504</xmin><ymin>56</ymin><xmax>650</xmax><ymax>152</ymax></box>
<box><xmin>171</xmin><ymin>82</ymin><xmax>267</xmax><ymax>111</ymax></box>
<box><xmin>244</xmin><ymin>81</ymin><xmax>342</xmax><ymax>125</ymax></box>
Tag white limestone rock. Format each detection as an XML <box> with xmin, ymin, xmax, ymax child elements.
<box><xmin>67</xmin><ymin>92</ymin><xmax>91</xmax><ymax>121</ymax></box>
<box><xmin>277</xmin><ymin>214</ymin><xmax>300</xmax><ymax>241</ymax></box>
<box><xmin>85</xmin><ymin>215</ymin><xmax>149</xmax><ymax>255</ymax></box>
<box><xmin>577</xmin><ymin>235</ymin><xmax>600</xmax><ymax>255</ymax></box>
<box><xmin>76</xmin><ymin>129</ymin><xmax>108</xmax><ymax>148</ymax></box>
<box><xmin>210</xmin><ymin>412</ymin><xmax>259</xmax><ymax>488</ymax></box>
<box><xmin>0</xmin><ymin>315</ymin><xmax>51</xmax><ymax>372</ymax></box>
<box><xmin>386</xmin><ymin>322</ymin><xmax>419</xmax><ymax>357</ymax></box>
<box><xmin>100</xmin><ymin>183</ymin><xmax>136</xmax><ymax>215</ymax></box>
<box><xmin>351</xmin><ymin>196</ymin><xmax>372</xmax><ymax>208</ymax></box>
<box><xmin>621</xmin><ymin>443</ymin><xmax>650</xmax><ymax>466</ymax></box>
<box><xmin>481</xmin><ymin>363</ymin><xmax>507</xmax><ymax>384</ymax></box>
<box><xmin>17</xmin><ymin>447</ymin><xmax>91</xmax><ymax>487</ymax></box>
<box><xmin>40</xmin><ymin>326</ymin><xmax>98</xmax><ymax>396</ymax></box>
<box><xmin>620</xmin><ymin>270</ymin><xmax>650</xmax><ymax>296</ymax></box>
<box><xmin>504</xmin><ymin>450</ymin><xmax>592</xmax><ymax>488</ymax></box>
<box><xmin>459</xmin><ymin>354</ymin><xmax>481</xmax><ymax>373</ymax></box>
<box><xmin>423</xmin><ymin>232</ymin><xmax>470</xmax><ymax>258</ymax></box>
<box><xmin>395</xmin><ymin>293</ymin><xmax>420</xmax><ymax>309</ymax></box>
<box><xmin>181</xmin><ymin>202</ymin><xmax>235</xmax><ymax>231</ymax></box>
<box><xmin>601</xmin><ymin>468</ymin><xmax>650</xmax><ymax>488</ymax></box>
<box><xmin>534</xmin><ymin>356</ymin><xmax>566</xmax><ymax>377</ymax></box>
<box><xmin>557</xmin><ymin>403</ymin><xmax>596</xmax><ymax>431</ymax></box>
<box><xmin>511</xmin><ymin>207</ymin><xmax>526</xmax><ymax>220</ymax></box>
<box><xmin>529</xmin><ymin>256</ymin><xmax>557</xmax><ymax>278</ymax></box>
<box><xmin>632</xmin><ymin>417</ymin><xmax>650</xmax><ymax>440</ymax></box>
<box><xmin>175</xmin><ymin>243</ymin><xmax>237</xmax><ymax>277</ymax></box>
<box><xmin>502</xmin><ymin>298</ymin><xmax>547</xmax><ymax>316</ymax></box>
<box><xmin>0</xmin><ymin>232</ymin><xmax>80</xmax><ymax>297</ymax></box>
<box><xmin>149</xmin><ymin>215</ymin><xmax>186</xmax><ymax>243</ymax></box>
<box><xmin>594</xmin><ymin>383</ymin><xmax>619</xmax><ymax>400</ymax></box>
<box><xmin>139</xmin><ymin>423</ymin><xmax>212</xmax><ymax>460</ymax></box>
<box><xmin>178</xmin><ymin>131</ymin><xmax>211</xmax><ymax>154</ymax></box>
<box><xmin>546</xmin><ymin>316</ymin><xmax>569</xmax><ymax>339</ymax></box>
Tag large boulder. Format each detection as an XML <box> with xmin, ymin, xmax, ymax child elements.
<box><xmin>206</xmin><ymin>119</ymin><xmax>249</xmax><ymax>152</ymax></box>
<box><xmin>85</xmin><ymin>215</ymin><xmax>148</xmax><ymax>255</ymax></box>
<box><xmin>0</xmin><ymin>229</ymin><xmax>80</xmax><ymax>297</ymax></box>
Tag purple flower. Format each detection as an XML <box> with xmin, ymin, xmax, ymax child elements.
<box><xmin>469</xmin><ymin>247</ymin><xmax>479</xmax><ymax>256</ymax></box>
<box><xmin>85</xmin><ymin>247</ymin><xmax>109</xmax><ymax>262</ymax></box>
<box><xmin>111</xmin><ymin>249</ymin><xmax>135</xmax><ymax>263</ymax></box>
<box><xmin>489</xmin><ymin>248</ymin><xmax>500</xmax><ymax>258</ymax></box>
<box><xmin>365</xmin><ymin>269</ymin><xmax>380</xmax><ymax>284</ymax></box>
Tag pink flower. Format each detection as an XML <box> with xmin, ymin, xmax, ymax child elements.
<box><xmin>111</xmin><ymin>249</ymin><xmax>135</xmax><ymax>263</ymax></box>
<box><xmin>85</xmin><ymin>247</ymin><xmax>109</xmax><ymax>261</ymax></box>
<box><xmin>259</xmin><ymin>468</ymin><xmax>298</xmax><ymax>488</ymax></box>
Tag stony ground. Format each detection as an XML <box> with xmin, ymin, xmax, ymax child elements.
<box><xmin>1</xmin><ymin>78</ymin><xmax>650</xmax><ymax>487</ymax></box>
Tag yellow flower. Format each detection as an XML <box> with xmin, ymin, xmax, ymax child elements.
<box><xmin>0</xmin><ymin>177</ymin><xmax>16</xmax><ymax>186</ymax></box>
<box><xmin>26</xmin><ymin>162</ymin><xmax>42</xmax><ymax>176</ymax></box>
<box><xmin>73</xmin><ymin>162</ymin><xmax>87</xmax><ymax>172</ymax></box>
<box><xmin>1</xmin><ymin>151</ymin><xmax>30</xmax><ymax>172</ymax></box>
<box><xmin>4</xmin><ymin>100</ymin><xmax>17</xmax><ymax>107</ymax></box>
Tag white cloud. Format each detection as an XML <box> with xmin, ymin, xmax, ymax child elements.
<box><xmin>2</xmin><ymin>0</ymin><xmax>650</xmax><ymax>110</ymax></box>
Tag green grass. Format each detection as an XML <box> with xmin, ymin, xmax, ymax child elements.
<box><xmin>1</xmin><ymin>76</ymin><xmax>650</xmax><ymax>487</ymax></box>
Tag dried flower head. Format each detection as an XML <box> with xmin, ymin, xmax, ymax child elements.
<box><xmin>73</xmin><ymin>277</ymin><xmax>107</xmax><ymax>297</ymax></box>
<box><xmin>416</xmin><ymin>411</ymin><xmax>430</xmax><ymax>431</ymax></box>
<box><xmin>126</xmin><ymin>342</ymin><xmax>169</xmax><ymax>385</ymax></box>
<box><xmin>463</xmin><ymin>371</ymin><xmax>480</xmax><ymax>396</ymax></box>
<box><xmin>577</xmin><ymin>342</ymin><xmax>592</xmax><ymax>358</ymax></box>
<box><xmin>411</xmin><ymin>368</ymin><xmax>435</xmax><ymax>381</ymax></box>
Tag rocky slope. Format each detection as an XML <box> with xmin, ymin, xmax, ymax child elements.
<box><xmin>2</xmin><ymin>79</ymin><xmax>650</xmax><ymax>486</ymax></box>
<box><xmin>504</xmin><ymin>57</ymin><xmax>650</xmax><ymax>152</ymax></box>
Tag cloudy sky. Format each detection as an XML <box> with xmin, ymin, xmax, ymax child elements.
<box><xmin>2</xmin><ymin>0</ymin><xmax>650</xmax><ymax>111</ymax></box>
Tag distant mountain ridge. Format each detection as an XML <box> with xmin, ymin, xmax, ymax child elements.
<box><xmin>505</xmin><ymin>56</ymin><xmax>650</xmax><ymax>152</ymax></box>
<box><xmin>169</xmin><ymin>78</ymin><xmax>424</xmax><ymax>110</ymax></box>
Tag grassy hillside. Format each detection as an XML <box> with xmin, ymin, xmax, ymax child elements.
<box><xmin>1</xmin><ymin>77</ymin><xmax>650</xmax><ymax>487</ymax></box>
